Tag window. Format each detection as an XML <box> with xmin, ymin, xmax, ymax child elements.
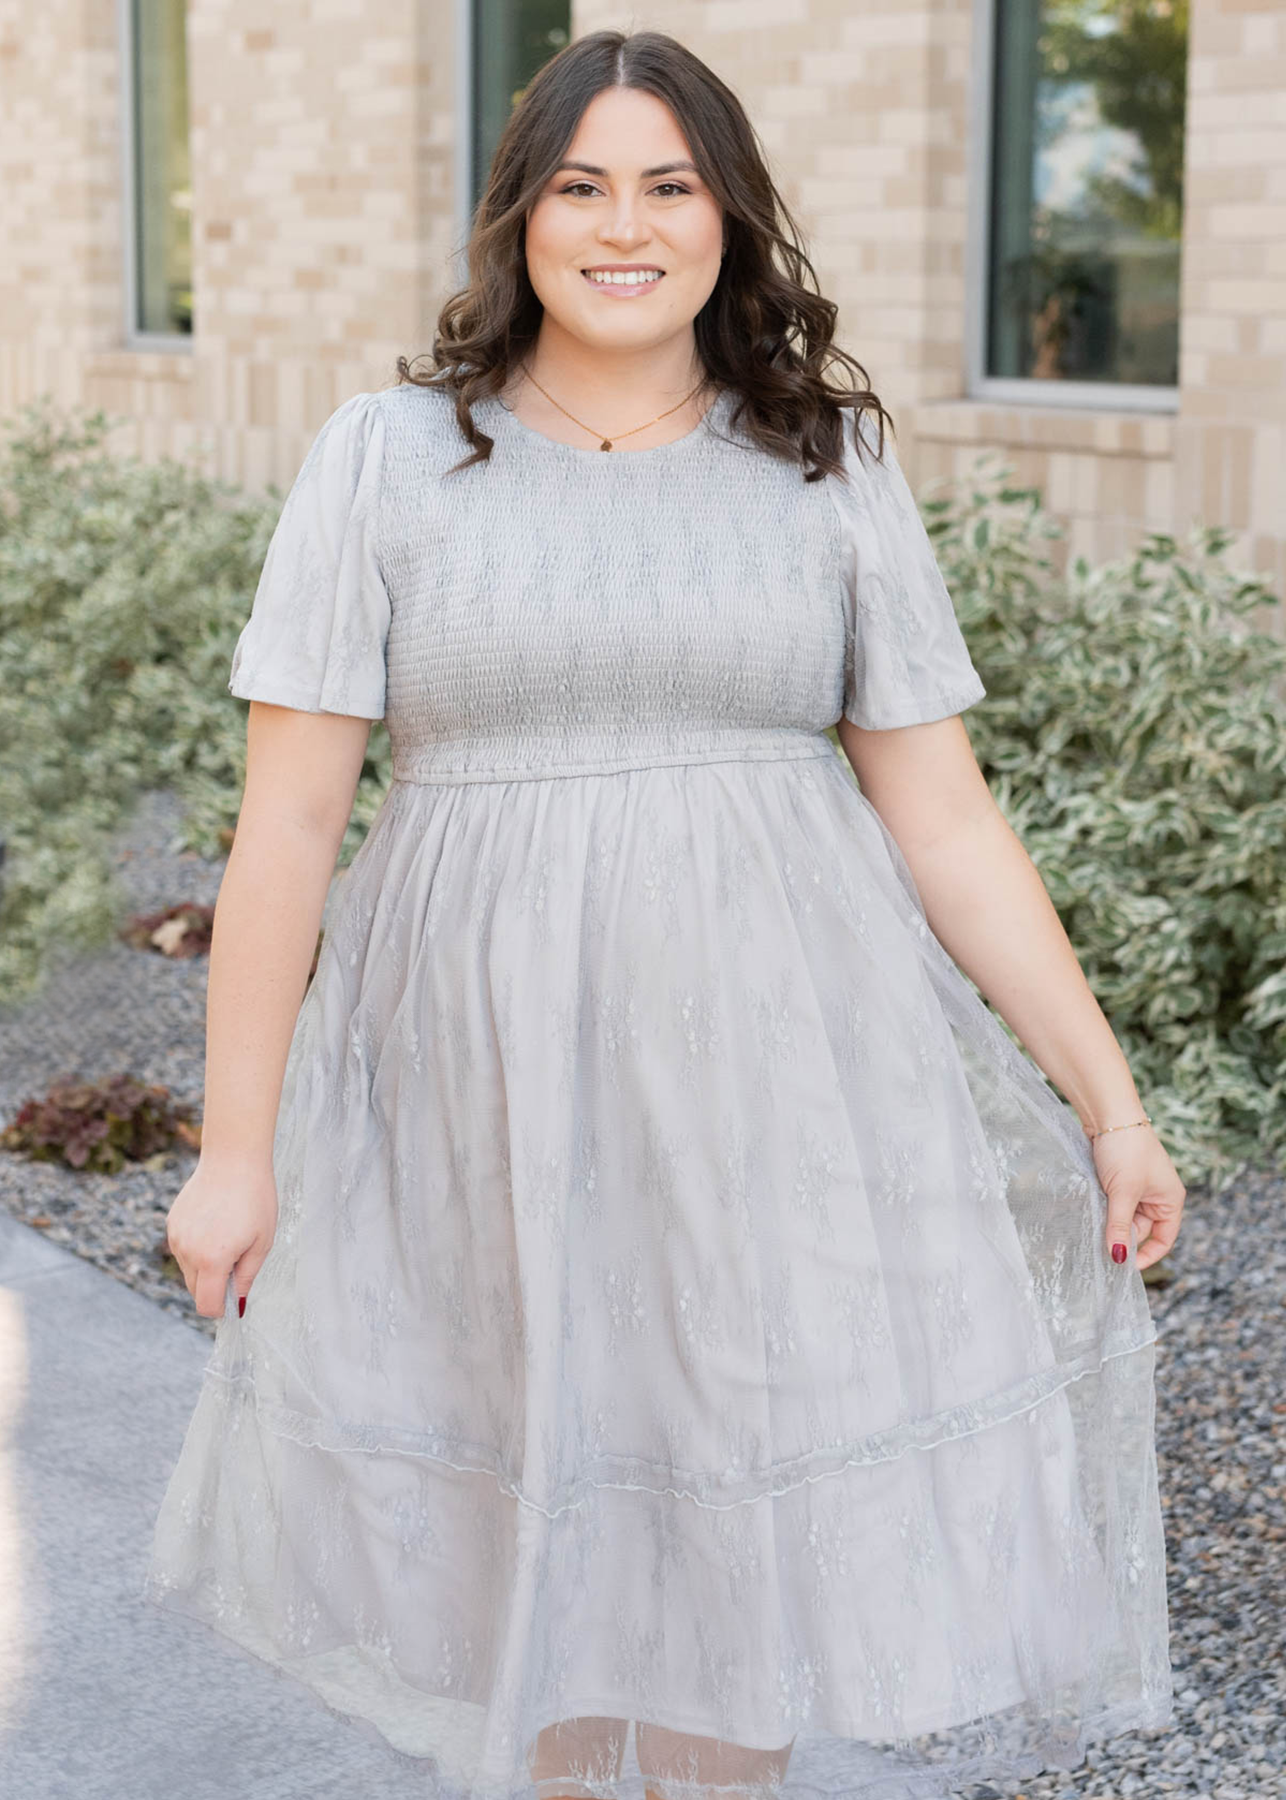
<box><xmin>977</xmin><ymin>0</ymin><xmax>1187</xmax><ymax>402</ymax></box>
<box><xmin>123</xmin><ymin>0</ymin><xmax>193</xmax><ymax>340</ymax></box>
<box><xmin>470</xmin><ymin>1</ymin><xmax>570</xmax><ymax>216</ymax></box>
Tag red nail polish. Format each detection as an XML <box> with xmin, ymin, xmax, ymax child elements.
<box><xmin>1111</xmin><ymin>1242</ymin><xmax>1127</xmax><ymax>1264</ymax></box>
<box><xmin>238</xmin><ymin>1294</ymin><xmax>246</xmax><ymax>1316</ymax></box>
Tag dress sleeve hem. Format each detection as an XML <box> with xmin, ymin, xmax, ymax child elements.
<box><xmin>840</xmin><ymin>671</ymin><xmax>987</xmax><ymax>732</ymax></box>
<box><xmin>227</xmin><ymin>674</ymin><xmax>385</xmax><ymax>722</ymax></box>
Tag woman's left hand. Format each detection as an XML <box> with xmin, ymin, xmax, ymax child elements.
<box><xmin>1091</xmin><ymin>1124</ymin><xmax>1186</xmax><ymax>1273</ymax></box>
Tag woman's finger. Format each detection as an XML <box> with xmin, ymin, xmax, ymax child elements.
<box><xmin>1134</xmin><ymin>1208</ymin><xmax>1181</xmax><ymax>1271</ymax></box>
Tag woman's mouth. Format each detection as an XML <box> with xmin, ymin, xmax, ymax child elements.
<box><xmin>581</xmin><ymin>268</ymin><xmax>665</xmax><ymax>297</ymax></box>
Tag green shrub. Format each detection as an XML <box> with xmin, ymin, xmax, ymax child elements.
<box><xmin>0</xmin><ymin>396</ymin><xmax>390</xmax><ymax>1006</ymax></box>
<box><xmin>2</xmin><ymin>400</ymin><xmax>1282</xmax><ymax>1188</ymax></box>
<box><xmin>918</xmin><ymin>454</ymin><xmax>1286</xmax><ymax>1190</ymax></box>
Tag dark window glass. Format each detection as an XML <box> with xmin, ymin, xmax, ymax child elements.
<box><xmin>131</xmin><ymin>0</ymin><xmax>192</xmax><ymax>336</ymax></box>
<box><xmin>471</xmin><ymin>1</ymin><xmax>571</xmax><ymax>214</ymax></box>
<box><xmin>987</xmin><ymin>0</ymin><xmax>1187</xmax><ymax>385</ymax></box>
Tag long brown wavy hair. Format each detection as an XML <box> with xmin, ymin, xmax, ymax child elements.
<box><xmin>393</xmin><ymin>28</ymin><xmax>892</xmax><ymax>484</ymax></box>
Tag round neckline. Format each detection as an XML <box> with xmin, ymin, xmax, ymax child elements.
<box><xmin>488</xmin><ymin>386</ymin><xmax>731</xmax><ymax>459</ymax></box>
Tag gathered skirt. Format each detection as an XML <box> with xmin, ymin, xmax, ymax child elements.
<box><xmin>143</xmin><ymin>747</ymin><xmax>1172</xmax><ymax>1798</ymax></box>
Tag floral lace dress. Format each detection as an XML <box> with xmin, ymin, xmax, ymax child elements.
<box><xmin>142</xmin><ymin>380</ymin><xmax>1172</xmax><ymax>1800</ymax></box>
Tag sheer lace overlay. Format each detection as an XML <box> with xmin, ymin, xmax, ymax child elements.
<box><xmin>144</xmin><ymin>383</ymin><xmax>1172</xmax><ymax>1799</ymax></box>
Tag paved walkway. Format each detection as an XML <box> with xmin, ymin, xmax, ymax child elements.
<box><xmin>0</xmin><ymin>1209</ymin><xmax>431</xmax><ymax>1799</ymax></box>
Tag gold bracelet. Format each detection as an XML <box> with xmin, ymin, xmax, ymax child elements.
<box><xmin>1086</xmin><ymin>1114</ymin><xmax>1153</xmax><ymax>1141</ymax></box>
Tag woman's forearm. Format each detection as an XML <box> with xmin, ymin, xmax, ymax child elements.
<box><xmin>200</xmin><ymin>813</ymin><xmax>342</xmax><ymax>1170</ymax></box>
<box><xmin>896</xmin><ymin>804</ymin><xmax>1146</xmax><ymax>1136</ymax></box>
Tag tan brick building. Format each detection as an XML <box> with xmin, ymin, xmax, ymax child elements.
<box><xmin>1</xmin><ymin>0</ymin><xmax>1282</xmax><ymax>599</ymax></box>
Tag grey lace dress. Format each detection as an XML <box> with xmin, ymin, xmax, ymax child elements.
<box><xmin>142</xmin><ymin>380</ymin><xmax>1173</xmax><ymax>1800</ymax></box>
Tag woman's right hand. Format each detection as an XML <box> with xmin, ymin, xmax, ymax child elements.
<box><xmin>164</xmin><ymin>1157</ymin><xmax>279</xmax><ymax>1319</ymax></box>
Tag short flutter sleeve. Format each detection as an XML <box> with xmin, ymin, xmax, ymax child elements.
<box><xmin>830</xmin><ymin>410</ymin><xmax>986</xmax><ymax>730</ymax></box>
<box><xmin>228</xmin><ymin>390</ymin><xmax>391</xmax><ymax>719</ymax></box>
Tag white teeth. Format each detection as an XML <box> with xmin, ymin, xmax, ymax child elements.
<box><xmin>583</xmin><ymin>269</ymin><xmax>663</xmax><ymax>286</ymax></box>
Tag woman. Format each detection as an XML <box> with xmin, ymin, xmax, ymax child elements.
<box><xmin>144</xmin><ymin>27</ymin><xmax>1185</xmax><ymax>1800</ymax></box>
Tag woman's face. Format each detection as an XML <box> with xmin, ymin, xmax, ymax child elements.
<box><xmin>524</xmin><ymin>86</ymin><xmax>725</xmax><ymax>360</ymax></box>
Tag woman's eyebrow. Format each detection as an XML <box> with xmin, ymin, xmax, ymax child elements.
<box><xmin>553</xmin><ymin>161</ymin><xmax>700</xmax><ymax>179</ymax></box>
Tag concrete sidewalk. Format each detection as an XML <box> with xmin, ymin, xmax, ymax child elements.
<box><xmin>0</xmin><ymin>1210</ymin><xmax>433</xmax><ymax>1799</ymax></box>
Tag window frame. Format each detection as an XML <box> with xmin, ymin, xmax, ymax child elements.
<box><xmin>115</xmin><ymin>0</ymin><xmax>193</xmax><ymax>352</ymax></box>
<box><xmin>965</xmin><ymin>0</ymin><xmax>1180</xmax><ymax>413</ymax></box>
<box><xmin>452</xmin><ymin>0</ymin><xmax>477</xmax><ymax>289</ymax></box>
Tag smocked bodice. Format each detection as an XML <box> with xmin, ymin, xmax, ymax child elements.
<box><xmin>375</xmin><ymin>387</ymin><xmax>847</xmax><ymax>783</ymax></box>
<box><xmin>227</xmin><ymin>381</ymin><xmax>986</xmax><ymax>781</ymax></box>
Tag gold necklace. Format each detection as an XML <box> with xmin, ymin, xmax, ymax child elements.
<box><xmin>519</xmin><ymin>370</ymin><xmax>712</xmax><ymax>452</ymax></box>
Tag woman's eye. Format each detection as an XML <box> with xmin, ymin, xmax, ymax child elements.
<box><xmin>558</xmin><ymin>181</ymin><xmax>691</xmax><ymax>198</ymax></box>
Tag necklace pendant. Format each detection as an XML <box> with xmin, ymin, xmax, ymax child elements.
<box><xmin>600</xmin><ymin>438</ymin><xmax>613</xmax><ymax>452</ymax></box>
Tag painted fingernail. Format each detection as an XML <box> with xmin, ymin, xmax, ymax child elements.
<box><xmin>238</xmin><ymin>1294</ymin><xmax>246</xmax><ymax>1316</ymax></box>
<box><xmin>1111</xmin><ymin>1242</ymin><xmax>1127</xmax><ymax>1264</ymax></box>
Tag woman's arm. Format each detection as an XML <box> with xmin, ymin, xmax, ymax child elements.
<box><xmin>167</xmin><ymin>702</ymin><xmax>372</xmax><ymax>1317</ymax></box>
<box><xmin>836</xmin><ymin>712</ymin><xmax>1186</xmax><ymax>1268</ymax></box>
<box><xmin>202</xmin><ymin>701</ymin><xmax>372</xmax><ymax>1166</ymax></box>
<box><xmin>837</xmin><ymin>713</ymin><xmax>1142</xmax><ymax>1134</ymax></box>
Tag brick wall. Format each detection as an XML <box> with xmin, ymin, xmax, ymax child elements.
<box><xmin>0</xmin><ymin>2</ymin><xmax>121</xmax><ymax>389</ymax></box>
<box><xmin>1176</xmin><ymin>0</ymin><xmax>1286</xmax><ymax>602</ymax></box>
<box><xmin>0</xmin><ymin>0</ymin><xmax>1280</xmax><ymax>603</ymax></box>
<box><xmin>0</xmin><ymin>0</ymin><xmax>458</xmax><ymax>489</ymax></box>
<box><xmin>578</xmin><ymin>0</ymin><xmax>1285</xmax><ymax>599</ymax></box>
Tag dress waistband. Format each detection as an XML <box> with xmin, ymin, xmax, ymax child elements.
<box><xmin>389</xmin><ymin>725</ymin><xmax>837</xmax><ymax>786</ymax></box>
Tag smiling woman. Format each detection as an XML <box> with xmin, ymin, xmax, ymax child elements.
<box><xmin>507</xmin><ymin>96</ymin><xmax>728</xmax><ymax>447</ymax></box>
<box><xmin>143</xmin><ymin>24</ymin><xmax>1180</xmax><ymax>1800</ymax></box>
<box><xmin>412</xmin><ymin>29</ymin><xmax>890</xmax><ymax>470</ymax></box>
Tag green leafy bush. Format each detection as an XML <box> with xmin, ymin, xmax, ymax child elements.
<box><xmin>2</xmin><ymin>400</ymin><xmax>1282</xmax><ymax>1188</ymax></box>
<box><xmin>0</xmin><ymin>397</ymin><xmax>390</xmax><ymax>1005</ymax></box>
<box><xmin>918</xmin><ymin>455</ymin><xmax>1286</xmax><ymax>1189</ymax></box>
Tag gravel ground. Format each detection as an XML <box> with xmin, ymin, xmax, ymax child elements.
<box><xmin>0</xmin><ymin>784</ymin><xmax>1281</xmax><ymax>1800</ymax></box>
<box><xmin>0</xmin><ymin>787</ymin><xmax>348</xmax><ymax>1331</ymax></box>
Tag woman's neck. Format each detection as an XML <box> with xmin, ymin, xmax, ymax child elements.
<box><xmin>503</xmin><ymin>328</ymin><xmax>714</xmax><ymax>450</ymax></box>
